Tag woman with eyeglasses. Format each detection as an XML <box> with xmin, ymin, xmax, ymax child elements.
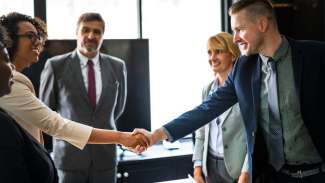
<box><xmin>0</xmin><ymin>12</ymin><xmax>148</xmax><ymax>155</ymax></box>
<box><xmin>0</xmin><ymin>24</ymin><xmax>58</xmax><ymax>183</ymax></box>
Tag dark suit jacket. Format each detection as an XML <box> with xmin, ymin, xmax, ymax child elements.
<box><xmin>39</xmin><ymin>50</ymin><xmax>127</xmax><ymax>171</ymax></box>
<box><xmin>0</xmin><ymin>110</ymin><xmax>58</xmax><ymax>183</ymax></box>
<box><xmin>164</xmin><ymin>37</ymin><xmax>325</xmax><ymax>177</ymax></box>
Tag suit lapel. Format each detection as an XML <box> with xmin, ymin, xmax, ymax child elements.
<box><xmin>289</xmin><ymin>40</ymin><xmax>303</xmax><ymax>98</ymax></box>
<box><xmin>96</xmin><ymin>54</ymin><xmax>118</xmax><ymax>109</ymax></box>
<box><xmin>219</xmin><ymin>107</ymin><xmax>233</xmax><ymax>125</ymax></box>
<box><xmin>251</xmin><ymin>56</ymin><xmax>261</xmax><ymax>127</ymax></box>
<box><xmin>203</xmin><ymin>81</ymin><xmax>214</xmax><ymax>100</ymax></box>
<box><xmin>69</xmin><ymin>51</ymin><xmax>90</xmax><ymax>105</ymax></box>
<box><xmin>205</xmin><ymin>80</ymin><xmax>232</xmax><ymax>130</ymax></box>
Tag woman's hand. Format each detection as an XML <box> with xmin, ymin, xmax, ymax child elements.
<box><xmin>193</xmin><ymin>166</ymin><xmax>205</xmax><ymax>183</ymax></box>
<box><xmin>120</xmin><ymin>132</ymin><xmax>150</xmax><ymax>149</ymax></box>
<box><xmin>238</xmin><ymin>172</ymin><xmax>249</xmax><ymax>183</ymax></box>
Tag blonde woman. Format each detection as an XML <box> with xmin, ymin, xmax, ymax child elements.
<box><xmin>192</xmin><ymin>32</ymin><xmax>248</xmax><ymax>183</ymax></box>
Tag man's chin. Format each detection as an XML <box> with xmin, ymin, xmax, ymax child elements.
<box><xmin>83</xmin><ymin>48</ymin><xmax>99</xmax><ymax>56</ymax></box>
<box><xmin>240</xmin><ymin>49</ymin><xmax>251</xmax><ymax>56</ymax></box>
<box><xmin>85</xmin><ymin>48</ymin><xmax>98</xmax><ymax>53</ymax></box>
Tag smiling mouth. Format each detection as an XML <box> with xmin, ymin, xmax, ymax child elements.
<box><xmin>238</xmin><ymin>42</ymin><xmax>247</xmax><ymax>48</ymax></box>
<box><xmin>85</xmin><ymin>41</ymin><xmax>97</xmax><ymax>45</ymax></box>
<box><xmin>211</xmin><ymin>60</ymin><xmax>221</xmax><ymax>67</ymax></box>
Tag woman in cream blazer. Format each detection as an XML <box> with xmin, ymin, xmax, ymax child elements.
<box><xmin>0</xmin><ymin>12</ymin><xmax>148</xmax><ymax>150</ymax></box>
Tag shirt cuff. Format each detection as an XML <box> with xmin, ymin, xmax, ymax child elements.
<box><xmin>193</xmin><ymin>160</ymin><xmax>202</xmax><ymax>168</ymax></box>
<box><xmin>63</xmin><ymin>120</ymin><xmax>93</xmax><ymax>150</ymax></box>
<box><xmin>161</xmin><ymin>127</ymin><xmax>174</xmax><ymax>142</ymax></box>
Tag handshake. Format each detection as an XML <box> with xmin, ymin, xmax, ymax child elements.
<box><xmin>118</xmin><ymin>128</ymin><xmax>168</xmax><ymax>153</ymax></box>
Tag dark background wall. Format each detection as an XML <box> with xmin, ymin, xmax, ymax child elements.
<box><xmin>274</xmin><ymin>0</ymin><xmax>325</xmax><ymax>41</ymax></box>
<box><xmin>222</xmin><ymin>0</ymin><xmax>325</xmax><ymax>41</ymax></box>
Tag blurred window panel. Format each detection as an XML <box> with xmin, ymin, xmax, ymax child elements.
<box><xmin>142</xmin><ymin>0</ymin><xmax>221</xmax><ymax>130</ymax></box>
<box><xmin>0</xmin><ymin>0</ymin><xmax>34</xmax><ymax>16</ymax></box>
<box><xmin>46</xmin><ymin>0</ymin><xmax>138</xmax><ymax>39</ymax></box>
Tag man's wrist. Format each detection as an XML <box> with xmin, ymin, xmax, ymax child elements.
<box><xmin>152</xmin><ymin>128</ymin><xmax>167</xmax><ymax>144</ymax></box>
<box><xmin>160</xmin><ymin>127</ymin><xmax>174</xmax><ymax>142</ymax></box>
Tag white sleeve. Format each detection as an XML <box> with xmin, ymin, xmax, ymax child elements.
<box><xmin>0</xmin><ymin>81</ymin><xmax>92</xmax><ymax>150</ymax></box>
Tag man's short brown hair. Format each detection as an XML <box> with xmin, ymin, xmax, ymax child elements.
<box><xmin>77</xmin><ymin>13</ymin><xmax>105</xmax><ymax>32</ymax></box>
<box><xmin>229</xmin><ymin>0</ymin><xmax>277</xmax><ymax>26</ymax></box>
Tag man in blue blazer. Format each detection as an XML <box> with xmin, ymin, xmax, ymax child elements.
<box><xmin>134</xmin><ymin>0</ymin><xmax>325</xmax><ymax>182</ymax></box>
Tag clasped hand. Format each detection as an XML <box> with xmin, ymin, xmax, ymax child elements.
<box><xmin>120</xmin><ymin>128</ymin><xmax>166</xmax><ymax>154</ymax></box>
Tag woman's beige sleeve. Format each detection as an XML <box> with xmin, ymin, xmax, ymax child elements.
<box><xmin>0</xmin><ymin>81</ymin><xmax>92</xmax><ymax>150</ymax></box>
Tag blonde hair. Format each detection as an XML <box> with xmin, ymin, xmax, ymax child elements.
<box><xmin>207</xmin><ymin>32</ymin><xmax>240</xmax><ymax>61</ymax></box>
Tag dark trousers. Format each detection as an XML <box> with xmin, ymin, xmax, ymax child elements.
<box><xmin>57</xmin><ymin>163</ymin><xmax>116</xmax><ymax>183</ymax></box>
<box><xmin>206</xmin><ymin>153</ymin><xmax>236</xmax><ymax>183</ymax></box>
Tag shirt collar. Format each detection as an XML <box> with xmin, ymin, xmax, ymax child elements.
<box><xmin>259</xmin><ymin>36</ymin><xmax>290</xmax><ymax>65</ymax></box>
<box><xmin>76</xmin><ymin>49</ymin><xmax>100</xmax><ymax>67</ymax></box>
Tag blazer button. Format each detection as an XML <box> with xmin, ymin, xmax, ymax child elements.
<box><xmin>222</xmin><ymin>127</ymin><xmax>226</xmax><ymax>131</ymax></box>
<box><xmin>117</xmin><ymin>173</ymin><xmax>122</xmax><ymax>179</ymax></box>
<box><xmin>224</xmin><ymin>145</ymin><xmax>228</xmax><ymax>149</ymax></box>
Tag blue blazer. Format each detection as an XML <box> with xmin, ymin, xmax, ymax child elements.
<box><xmin>164</xmin><ymin>37</ymin><xmax>325</xmax><ymax>177</ymax></box>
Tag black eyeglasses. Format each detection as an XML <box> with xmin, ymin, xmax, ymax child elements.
<box><xmin>17</xmin><ymin>32</ymin><xmax>44</xmax><ymax>44</ymax></box>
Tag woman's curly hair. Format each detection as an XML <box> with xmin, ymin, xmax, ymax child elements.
<box><xmin>0</xmin><ymin>25</ymin><xmax>12</xmax><ymax>62</ymax></box>
<box><xmin>0</xmin><ymin>12</ymin><xmax>47</xmax><ymax>59</ymax></box>
<box><xmin>0</xmin><ymin>25</ymin><xmax>12</xmax><ymax>48</ymax></box>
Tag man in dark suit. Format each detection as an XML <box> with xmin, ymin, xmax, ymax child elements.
<box><xmin>133</xmin><ymin>0</ymin><xmax>325</xmax><ymax>182</ymax></box>
<box><xmin>40</xmin><ymin>13</ymin><xmax>127</xmax><ymax>183</ymax></box>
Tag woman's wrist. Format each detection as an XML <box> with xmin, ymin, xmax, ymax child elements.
<box><xmin>193</xmin><ymin>166</ymin><xmax>203</xmax><ymax>176</ymax></box>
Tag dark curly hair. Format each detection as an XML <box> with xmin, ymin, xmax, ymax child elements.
<box><xmin>0</xmin><ymin>12</ymin><xmax>47</xmax><ymax>59</ymax></box>
<box><xmin>0</xmin><ymin>25</ymin><xmax>12</xmax><ymax>63</ymax></box>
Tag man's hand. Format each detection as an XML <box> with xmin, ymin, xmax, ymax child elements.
<box><xmin>130</xmin><ymin>128</ymin><xmax>168</xmax><ymax>153</ymax></box>
<box><xmin>238</xmin><ymin>172</ymin><xmax>249</xmax><ymax>183</ymax></box>
<box><xmin>119</xmin><ymin>132</ymin><xmax>150</xmax><ymax>149</ymax></box>
<box><xmin>193</xmin><ymin>167</ymin><xmax>205</xmax><ymax>183</ymax></box>
<box><xmin>129</xmin><ymin>128</ymin><xmax>153</xmax><ymax>153</ymax></box>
